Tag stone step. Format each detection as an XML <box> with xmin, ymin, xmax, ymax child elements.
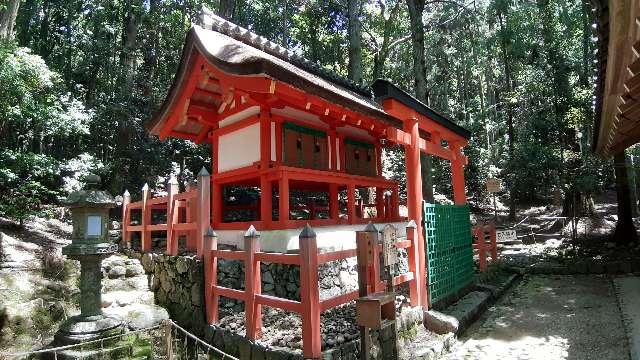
<box><xmin>102</xmin><ymin>290</ymin><xmax>155</xmax><ymax>308</ymax></box>
<box><xmin>102</xmin><ymin>275</ymin><xmax>149</xmax><ymax>293</ymax></box>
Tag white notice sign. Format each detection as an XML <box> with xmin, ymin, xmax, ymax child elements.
<box><xmin>496</xmin><ymin>229</ymin><xmax>517</xmax><ymax>242</ymax></box>
<box><xmin>382</xmin><ymin>224</ymin><xmax>398</xmax><ymax>266</ymax></box>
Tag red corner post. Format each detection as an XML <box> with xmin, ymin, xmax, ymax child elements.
<box><xmin>406</xmin><ymin>220</ymin><xmax>421</xmax><ymax>306</ymax></box>
<box><xmin>121</xmin><ymin>189</ymin><xmax>131</xmax><ymax>248</ymax></box>
<box><xmin>403</xmin><ymin>117</ymin><xmax>427</xmax><ymax>308</ymax></box>
<box><xmin>197</xmin><ymin>168</ymin><xmax>211</xmax><ymax>258</ymax></box>
<box><xmin>166</xmin><ymin>175</ymin><xmax>178</xmax><ymax>255</ymax></box>
<box><xmin>475</xmin><ymin>226</ymin><xmax>487</xmax><ymax>272</ymax></box>
<box><xmin>244</xmin><ymin>225</ymin><xmax>262</xmax><ymax>340</ymax></box>
<box><xmin>204</xmin><ymin>227</ymin><xmax>219</xmax><ymax>324</ymax></box>
<box><xmin>141</xmin><ymin>183</ymin><xmax>151</xmax><ymax>252</ymax></box>
<box><xmin>299</xmin><ymin>224</ymin><xmax>321</xmax><ymax>359</ymax></box>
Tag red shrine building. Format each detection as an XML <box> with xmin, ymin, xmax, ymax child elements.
<box><xmin>145</xmin><ymin>15</ymin><xmax>470</xmax><ymax>255</ymax></box>
<box><xmin>127</xmin><ymin>14</ymin><xmax>474</xmax><ymax>357</ymax></box>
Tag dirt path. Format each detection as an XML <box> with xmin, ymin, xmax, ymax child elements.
<box><xmin>445</xmin><ymin>275</ymin><xmax>629</xmax><ymax>360</ymax></box>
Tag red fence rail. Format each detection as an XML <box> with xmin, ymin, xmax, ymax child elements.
<box><xmin>472</xmin><ymin>223</ymin><xmax>498</xmax><ymax>272</ymax></box>
<box><xmin>204</xmin><ymin>221</ymin><xmax>421</xmax><ymax>359</ymax></box>
<box><xmin>122</xmin><ymin>168</ymin><xmax>211</xmax><ymax>257</ymax></box>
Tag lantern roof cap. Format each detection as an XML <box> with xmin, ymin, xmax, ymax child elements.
<box><xmin>65</xmin><ymin>175</ymin><xmax>116</xmax><ymax>208</ymax></box>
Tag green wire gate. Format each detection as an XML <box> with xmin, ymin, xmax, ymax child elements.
<box><xmin>423</xmin><ymin>202</ymin><xmax>474</xmax><ymax>305</ymax></box>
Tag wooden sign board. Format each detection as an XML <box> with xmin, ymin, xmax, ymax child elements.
<box><xmin>496</xmin><ymin>229</ymin><xmax>517</xmax><ymax>242</ymax></box>
<box><xmin>381</xmin><ymin>224</ymin><xmax>398</xmax><ymax>266</ymax></box>
<box><xmin>486</xmin><ymin>178</ymin><xmax>502</xmax><ymax>193</ymax></box>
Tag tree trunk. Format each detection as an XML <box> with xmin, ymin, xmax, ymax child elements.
<box><xmin>406</xmin><ymin>0</ymin><xmax>427</xmax><ymax>103</ymax></box>
<box><xmin>347</xmin><ymin>0</ymin><xmax>363</xmax><ymax>84</ymax></box>
<box><xmin>219</xmin><ymin>0</ymin><xmax>236</xmax><ymax>20</ymax></box>
<box><xmin>497</xmin><ymin>9</ymin><xmax>516</xmax><ymax>220</ymax></box>
<box><xmin>406</xmin><ymin>0</ymin><xmax>434</xmax><ymax>202</ymax></box>
<box><xmin>0</xmin><ymin>0</ymin><xmax>20</xmax><ymax>41</ymax></box>
<box><xmin>614</xmin><ymin>151</ymin><xmax>638</xmax><ymax>245</ymax></box>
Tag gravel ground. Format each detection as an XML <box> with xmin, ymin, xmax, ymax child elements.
<box><xmin>444</xmin><ymin>275</ymin><xmax>629</xmax><ymax>360</ymax></box>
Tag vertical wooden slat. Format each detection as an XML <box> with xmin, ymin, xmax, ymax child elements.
<box><xmin>347</xmin><ymin>183</ymin><xmax>356</xmax><ymax>224</ymax></box>
<box><xmin>166</xmin><ymin>176</ymin><xmax>178</xmax><ymax>255</ymax></box>
<box><xmin>406</xmin><ymin>220</ymin><xmax>420</xmax><ymax>307</ymax></box>
<box><xmin>244</xmin><ymin>225</ymin><xmax>262</xmax><ymax>340</ymax></box>
<box><xmin>299</xmin><ymin>224</ymin><xmax>321</xmax><ymax>359</ymax></box>
<box><xmin>197</xmin><ymin>168</ymin><xmax>211</xmax><ymax>258</ymax></box>
<box><xmin>329</xmin><ymin>184</ymin><xmax>339</xmax><ymax>221</ymax></box>
<box><xmin>141</xmin><ymin>183</ymin><xmax>151</xmax><ymax>252</ymax></box>
<box><xmin>122</xmin><ymin>190</ymin><xmax>131</xmax><ymax>248</ymax></box>
<box><xmin>204</xmin><ymin>227</ymin><xmax>219</xmax><ymax>324</ymax></box>
<box><xmin>279</xmin><ymin>177</ymin><xmax>289</xmax><ymax>227</ymax></box>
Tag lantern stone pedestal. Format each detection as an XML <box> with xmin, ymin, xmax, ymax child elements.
<box><xmin>53</xmin><ymin>175</ymin><xmax>124</xmax><ymax>352</ymax></box>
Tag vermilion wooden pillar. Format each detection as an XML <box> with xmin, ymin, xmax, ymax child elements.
<box><xmin>404</xmin><ymin>117</ymin><xmax>427</xmax><ymax>308</ymax></box>
<box><xmin>450</xmin><ymin>142</ymin><xmax>467</xmax><ymax>205</ymax></box>
<box><xmin>167</xmin><ymin>176</ymin><xmax>178</xmax><ymax>255</ymax></box>
<box><xmin>347</xmin><ymin>183</ymin><xmax>356</xmax><ymax>224</ymax></box>
<box><xmin>299</xmin><ymin>225</ymin><xmax>321</xmax><ymax>359</ymax></box>
<box><xmin>279</xmin><ymin>176</ymin><xmax>289</xmax><ymax>226</ymax></box>
<box><xmin>329</xmin><ymin>184</ymin><xmax>339</xmax><ymax>220</ymax></box>
<box><xmin>328</xmin><ymin>127</ymin><xmax>337</xmax><ymax>170</ymax></box>
<box><xmin>204</xmin><ymin>227</ymin><xmax>219</xmax><ymax>324</ymax></box>
<box><xmin>260</xmin><ymin>107</ymin><xmax>273</xmax><ymax>225</ymax></box>
<box><xmin>244</xmin><ymin>226</ymin><xmax>262</xmax><ymax>339</ymax></box>
<box><xmin>141</xmin><ymin>183</ymin><xmax>151</xmax><ymax>252</ymax></box>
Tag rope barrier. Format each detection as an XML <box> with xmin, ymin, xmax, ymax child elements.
<box><xmin>4</xmin><ymin>319</ymin><xmax>238</xmax><ymax>360</ymax></box>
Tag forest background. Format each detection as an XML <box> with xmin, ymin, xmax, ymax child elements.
<box><xmin>0</xmin><ymin>0</ymin><xmax>619</xmax><ymax>224</ymax></box>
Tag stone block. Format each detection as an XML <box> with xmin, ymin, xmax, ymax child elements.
<box><xmin>238</xmin><ymin>338</ymin><xmax>252</xmax><ymax>360</ymax></box>
<box><xmin>423</xmin><ymin>310</ymin><xmax>459</xmax><ymax>335</ymax></box>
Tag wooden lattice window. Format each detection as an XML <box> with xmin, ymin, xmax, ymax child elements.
<box><xmin>282</xmin><ymin>122</ymin><xmax>328</xmax><ymax>170</ymax></box>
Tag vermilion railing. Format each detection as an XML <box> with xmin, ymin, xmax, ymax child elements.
<box><xmin>472</xmin><ymin>223</ymin><xmax>498</xmax><ymax>272</ymax></box>
<box><xmin>122</xmin><ymin>169</ymin><xmax>211</xmax><ymax>257</ymax></box>
<box><xmin>203</xmin><ymin>222</ymin><xmax>421</xmax><ymax>359</ymax></box>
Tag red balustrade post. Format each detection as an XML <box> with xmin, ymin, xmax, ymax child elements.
<box><xmin>244</xmin><ymin>225</ymin><xmax>262</xmax><ymax>340</ymax></box>
<box><xmin>329</xmin><ymin>184</ymin><xmax>339</xmax><ymax>221</ymax></box>
<box><xmin>204</xmin><ymin>227</ymin><xmax>219</xmax><ymax>324</ymax></box>
<box><xmin>299</xmin><ymin>224</ymin><xmax>321</xmax><ymax>359</ymax></box>
<box><xmin>406</xmin><ymin>220</ymin><xmax>421</xmax><ymax>306</ymax></box>
<box><xmin>122</xmin><ymin>189</ymin><xmax>131</xmax><ymax>248</ymax></box>
<box><xmin>347</xmin><ymin>184</ymin><xmax>356</xmax><ymax>224</ymax></box>
<box><xmin>197</xmin><ymin>168</ymin><xmax>211</xmax><ymax>258</ymax></box>
<box><xmin>141</xmin><ymin>183</ymin><xmax>151</xmax><ymax>252</ymax></box>
<box><xmin>186</xmin><ymin>182</ymin><xmax>197</xmax><ymax>252</ymax></box>
<box><xmin>167</xmin><ymin>175</ymin><xmax>178</xmax><ymax>255</ymax></box>
<box><xmin>489</xmin><ymin>223</ymin><xmax>498</xmax><ymax>264</ymax></box>
<box><xmin>376</xmin><ymin>187</ymin><xmax>384</xmax><ymax>220</ymax></box>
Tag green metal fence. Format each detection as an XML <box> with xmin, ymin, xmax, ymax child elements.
<box><xmin>423</xmin><ymin>202</ymin><xmax>474</xmax><ymax>305</ymax></box>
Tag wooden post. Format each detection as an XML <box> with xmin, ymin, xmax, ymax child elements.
<box><xmin>406</xmin><ymin>220</ymin><xmax>420</xmax><ymax>307</ymax></box>
<box><xmin>279</xmin><ymin>177</ymin><xmax>289</xmax><ymax>226</ymax></box>
<box><xmin>122</xmin><ymin>190</ymin><xmax>131</xmax><ymax>248</ymax></box>
<box><xmin>197</xmin><ymin>168</ymin><xmax>211</xmax><ymax>258</ymax></box>
<box><xmin>164</xmin><ymin>320</ymin><xmax>173</xmax><ymax>360</ymax></box>
<box><xmin>166</xmin><ymin>176</ymin><xmax>178</xmax><ymax>255</ymax></box>
<box><xmin>489</xmin><ymin>223</ymin><xmax>498</xmax><ymax>264</ymax></box>
<box><xmin>299</xmin><ymin>224</ymin><xmax>321</xmax><ymax>359</ymax></box>
<box><xmin>141</xmin><ymin>183</ymin><xmax>151</xmax><ymax>252</ymax></box>
<box><xmin>347</xmin><ymin>183</ymin><xmax>356</xmax><ymax>224</ymax></box>
<box><xmin>185</xmin><ymin>182</ymin><xmax>197</xmax><ymax>252</ymax></box>
<box><xmin>244</xmin><ymin>225</ymin><xmax>262</xmax><ymax>340</ymax></box>
<box><xmin>275</xmin><ymin>119</ymin><xmax>283</xmax><ymax>165</ymax></box>
<box><xmin>376</xmin><ymin>188</ymin><xmax>384</xmax><ymax>220</ymax></box>
<box><xmin>329</xmin><ymin>184</ymin><xmax>339</xmax><ymax>221</ymax></box>
<box><xmin>403</xmin><ymin>118</ymin><xmax>426</xmax><ymax>308</ymax></box>
<box><xmin>204</xmin><ymin>227</ymin><xmax>219</xmax><ymax>324</ymax></box>
<box><xmin>355</xmin><ymin>223</ymin><xmax>377</xmax><ymax>360</ymax></box>
<box><xmin>391</xmin><ymin>186</ymin><xmax>400</xmax><ymax>219</ymax></box>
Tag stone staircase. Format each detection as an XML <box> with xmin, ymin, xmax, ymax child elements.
<box><xmin>100</xmin><ymin>255</ymin><xmax>169</xmax><ymax>330</ymax></box>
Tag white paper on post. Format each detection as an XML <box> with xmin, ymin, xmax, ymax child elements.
<box><xmin>87</xmin><ymin>216</ymin><xmax>102</xmax><ymax>236</ymax></box>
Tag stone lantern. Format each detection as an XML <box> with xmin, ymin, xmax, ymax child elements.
<box><xmin>55</xmin><ymin>174</ymin><xmax>122</xmax><ymax>345</ymax></box>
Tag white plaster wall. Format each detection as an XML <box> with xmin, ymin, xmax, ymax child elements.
<box><xmin>218</xmin><ymin>106</ymin><xmax>260</xmax><ymax>128</ymax></box>
<box><xmin>218</xmin><ymin>122</ymin><xmax>260</xmax><ymax>172</ymax></box>
<box><xmin>216</xmin><ymin>222</ymin><xmax>409</xmax><ymax>253</ymax></box>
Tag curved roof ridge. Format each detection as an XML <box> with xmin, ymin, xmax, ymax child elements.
<box><xmin>201</xmin><ymin>11</ymin><xmax>373</xmax><ymax>98</ymax></box>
